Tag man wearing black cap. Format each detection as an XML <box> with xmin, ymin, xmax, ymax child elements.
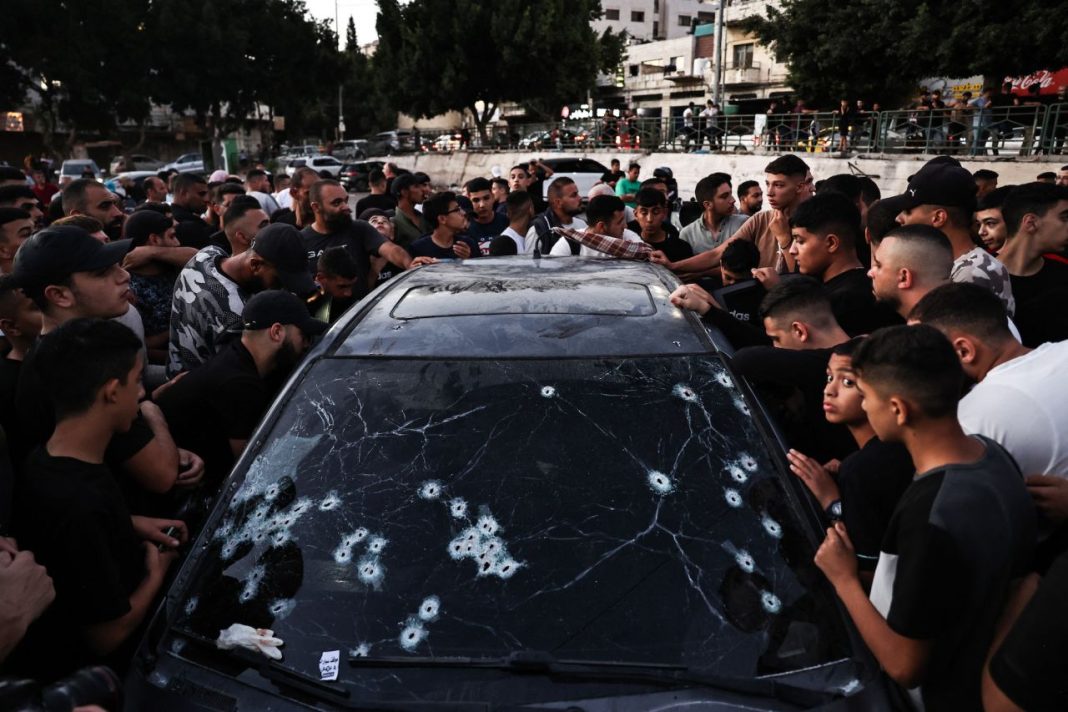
<box><xmin>167</xmin><ymin>222</ymin><xmax>315</xmax><ymax>376</ymax></box>
<box><xmin>895</xmin><ymin>158</ymin><xmax>1015</xmax><ymax>315</ymax></box>
<box><xmin>11</xmin><ymin>226</ymin><xmax>198</xmax><ymax>495</ymax></box>
<box><xmin>157</xmin><ymin>290</ymin><xmax>326</xmax><ymax>484</ymax></box>
<box><xmin>392</xmin><ymin>172</ymin><xmax>430</xmax><ymax>248</ymax></box>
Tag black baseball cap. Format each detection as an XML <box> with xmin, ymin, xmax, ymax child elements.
<box><xmin>12</xmin><ymin>225</ymin><xmax>131</xmax><ymax>289</ymax></box>
<box><xmin>124</xmin><ymin>209</ymin><xmax>173</xmax><ymax>245</ymax></box>
<box><xmin>897</xmin><ymin>160</ymin><xmax>977</xmax><ymax>211</ymax></box>
<box><xmin>249</xmin><ymin>223</ymin><xmax>316</xmax><ymax>297</ymax></box>
<box><xmin>242</xmin><ymin>289</ymin><xmax>328</xmax><ymax>337</ymax></box>
<box><xmin>358</xmin><ymin>207</ymin><xmax>392</xmax><ymax>221</ymax></box>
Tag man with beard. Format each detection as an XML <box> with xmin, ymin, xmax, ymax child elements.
<box><xmin>167</xmin><ymin>223</ymin><xmax>315</xmax><ymax>376</ymax></box>
<box><xmin>302</xmin><ymin>180</ymin><xmax>429</xmax><ymax>302</ymax></box>
<box><xmin>524</xmin><ymin>177</ymin><xmax>586</xmax><ymax>254</ymax></box>
<box><xmin>271</xmin><ymin>167</ymin><xmax>319</xmax><ymax>229</ymax></box>
<box><xmin>156</xmin><ymin>290</ymin><xmax>326</xmax><ymax>487</ymax></box>
<box><xmin>59</xmin><ymin>179</ymin><xmax>125</xmax><ymax>241</ymax></box>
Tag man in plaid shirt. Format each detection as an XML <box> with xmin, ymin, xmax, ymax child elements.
<box><xmin>549</xmin><ymin>195</ymin><xmax>650</xmax><ymax>260</ymax></box>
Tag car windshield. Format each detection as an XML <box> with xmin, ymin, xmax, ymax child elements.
<box><xmin>174</xmin><ymin>355</ymin><xmax>850</xmax><ymax>686</ymax></box>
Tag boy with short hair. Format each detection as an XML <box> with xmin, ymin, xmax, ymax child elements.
<box><xmin>786</xmin><ymin>338</ymin><xmax>913</xmax><ymax>578</ymax></box>
<box><xmin>719</xmin><ymin>239</ymin><xmax>760</xmax><ymax>286</ymax></box>
<box><xmin>10</xmin><ymin>319</ymin><xmax>185</xmax><ymax>677</ymax></box>
<box><xmin>815</xmin><ymin>325</ymin><xmax>1035</xmax><ymax>710</ymax></box>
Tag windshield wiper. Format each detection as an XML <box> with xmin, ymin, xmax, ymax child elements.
<box><xmin>347</xmin><ymin>650</ymin><xmax>844</xmax><ymax>706</ymax></box>
<box><xmin>168</xmin><ymin>628</ymin><xmax>489</xmax><ymax>710</ymax></box>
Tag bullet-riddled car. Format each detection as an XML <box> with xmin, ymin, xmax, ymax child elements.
<box><xmin>126</xmin><ymin>259</ymin><xmax>902</xmax><ymax>711</ymax></box>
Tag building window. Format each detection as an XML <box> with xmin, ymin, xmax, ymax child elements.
<box><xmin>605</xmin><ymin>8</ymin><xmax>619</xmax><ymax>20</ymax></box>
<box><xmin>631</xmin><ymin>10</ymin><xmax>645</xmax><ymax>22</ymax></box>
<box><xmin>733</xmin><ymin>43</ymin><xmax>754</xmax><ymax>68</ymax></box>
<box><xmin>678</xmin><ymin>15</ymin><xmax>692</xmax><ymax>26</ymax></box>
<box><xmin>629</xmin><ymin>64</ymin><xmax>639</xmax><ymax>77</ymax></box>
<box><xmin>653</xmin><ymin>20</ymin><xmax>660</xmax><ymax>38</ymax></box>
<box><xmin>697</xmin><ymin>11</ymin><xmax>715</xmax><ymax>22</ymax></box>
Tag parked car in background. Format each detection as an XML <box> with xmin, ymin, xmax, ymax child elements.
<box><xmin>540</xmin><ymin>157</ymin><xmax>610</xmax><ymax>204</ymax></box>
<box><xmin>368</xmin><ymin>130</ymin><xmax>417</xmax><ymax>156</ymax></box>
<box><xmin>339</xmin><ymin>160</ymin><xmax>385</xmax><ymax>192</ymax></box>
<box><xmin>332</xmin><ymin>140</ymin><xmax>368</xmax><ymax>161</ymax></box>
<box><xmin>286</xmin><ymin>155</ymin><xmax>343</xmax><ymax>178</ymax></box>
<box><xmin>58</xmin><ymin>159</ymin><xmax>103</xmax><ymax>181</ymax></box>
<box><xmin>109</xmin><ymin>154</ymin><xmax>163</xmax><ymax>175</ymax></box>
<box><xmin>125</xmin><ymin>258</ymin><xmax>900</xmax><ymax>711</ymax></box>
<box><xmin>431</xmin><ymin>133</ymin><xmax>463</xmax><ymax>152</ymax></box>
<box><xmin>163</xmin><ymin>153</ymin><xmax>205</xmax><ymax>174</ymax></box>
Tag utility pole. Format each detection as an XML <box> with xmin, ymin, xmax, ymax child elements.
<box><xmin>336</xmin><ymin>0</ymin><xmax>345</xmax><ymax>141</ymax></box>
<box><xmin>712</xmin><ymin>0</ymin><xmax>725</xmax><ymax>107</ymax></box>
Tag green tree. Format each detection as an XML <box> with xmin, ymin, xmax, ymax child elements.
<box><xmin>346</xmin><ymin>17</ymin><xmax>358</xmax><ymax>53</ymax></box>
<box><xmin>0</xmin><ymin>0</ymin><xmax>153</xmax><ymax>153</ymax></box>
<box><xmin>145</xmin><ymin>0</ymin><xmax>343</xmax><ymax>141</ymax></box>
<box><xmin>375</xmin><ymin>0</ymin><xmax>624</xmax><ymax>141</ymax></box>
<box><xmin>742</xmin><ymin>0</ymin><xmax>1068</xmax><ymax>107</ymax></box>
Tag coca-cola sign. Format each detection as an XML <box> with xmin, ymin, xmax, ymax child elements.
<box><xmin>1003</xmin><ymin>68</ymin><xmax>1068</xmax><ymax>96</ymax></box>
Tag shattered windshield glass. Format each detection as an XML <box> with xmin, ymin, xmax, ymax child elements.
<box><xmin>175</xmin><ymin>356</ymin><xmax>851</xmax><ymax>684</ymax></box>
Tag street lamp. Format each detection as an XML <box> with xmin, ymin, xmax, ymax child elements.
<box><xmin>702</xmin><ymin>1</ymin><xmax>726</xmax><ymax>106</ymax></box>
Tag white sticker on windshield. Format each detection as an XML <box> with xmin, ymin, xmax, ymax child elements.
<box><xmin>319</xmin><ymin>650</ymin><xmax>340</xmax><ymax>681</ymax></box>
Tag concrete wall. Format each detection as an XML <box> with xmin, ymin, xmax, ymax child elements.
<box><xmin>389</xmin><ymin>149</ymin><xmax>1066</xmax><ymax>201</ymax></box>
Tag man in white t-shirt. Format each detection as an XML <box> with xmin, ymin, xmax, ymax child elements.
<box><xmin>910</xmin><ymin>283</ymin><xmax>1068</xmax><ymax>525</ymax></box>
<box><xmin>500</xmin><ymin>190</ymin><xmax>535</xmax><ymax>253</ymax></box>
<box><xmin>245</xmin><ymin>169</ymin><xmax>280</xmax><ymax>216</ymax></box>
<box><xmin>549</xmin><ymin>194</ymin><xmax>640</xmax><ymax>257</ymax></box>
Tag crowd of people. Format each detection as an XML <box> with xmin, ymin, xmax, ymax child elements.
<box><xmin>0</xmin><ymin>149</ymin><xmax>1066</xmax><ymax>710</ymax></box>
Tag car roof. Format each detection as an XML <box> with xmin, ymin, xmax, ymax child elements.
<box><xmin>329</xmin><ymin>258</ymin><xmax>719</xmax><ymax>359</ymax></box>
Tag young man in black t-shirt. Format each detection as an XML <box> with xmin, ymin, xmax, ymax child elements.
<box><xmin>815</xmin><ymin>325</ymin><xmax>1035</xmax><ymax>711</ymax></box>
<box><xmin>996</xmin><ymin>182</ymin><xmax>1068</xmax><ymax>346</ymax></box>
<box><xmin>463</xmin><ymin>177</ymin><xmax>509</xmax><ymax>255</ymax></box>
<box><xmin>353</xmin><ymin>170</ymin><xmax>397</xmax><ymax>217</ymax></box>
<box><xmin>10</xmin><ymin>319</ymin><xmax>186</xmax><ymax>679</ymax></box>
<box><xmin>0</xmin><ymin>276</ymin><xmax>40</xmax><ymax>441</ymax></box>
<box><xmin>157</xmin><ymin>291</ymin><xmax>327</xmax><ymax>489</ymax></box>
<box><xmin>10</xmin><ymin>226</ymin><xmax>200</xmax><ymax>494</ymax></box>
<box><xmin>632</xmin><ymin>188</ymin><xmax>692</xmax><ymax>262</ymax></box>
<box><xmin>754</xmin><ymin>191</ymin><xmax>900</xmax><ymax>336</ymax></box>
<box><xmin>984</xmin><ymin>548</ymin><xmax>1068</xmax><ymax>711</ymax></box>
<box><xmin>409</xmin><ymin>191</ymin><xmax>481</xmax><ymax>260</ymax></box>
<box><xmin>786</xmin><ymin>338</ymin><xmax>913</xmax><ymax>579</ymax></box>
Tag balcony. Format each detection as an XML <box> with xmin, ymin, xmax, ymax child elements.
<box><xmin>724</xmin><ymin>0</ymin><xmax>778</xmax><ymax>25</ymax></box>
<box><xmin>723</xmin><ymin>63</ymin><xmax>762</xmax><ymax>86</ymax></box>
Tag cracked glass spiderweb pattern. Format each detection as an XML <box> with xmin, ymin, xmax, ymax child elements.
<box><xmin>175</xmin><ymin>356</ymin><xmax>850</xmax><ymax>683</ymax></box>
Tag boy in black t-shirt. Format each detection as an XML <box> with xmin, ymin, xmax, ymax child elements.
<box><xmin>996</xmin><ymin>182</ymin><xmax>1068</xmax><ymax>346</ymax></box>
<box><xmin>10</xmin><ymin>319</ymin><xmax>186</xmax><ymax>679</ymax></box>
<box><xmin>814</xmin><ymin>325</ymin><xmax>1035</xmax><ymax>711</ymax></box>
<box><xmin>786</xmin><ymin>338</ymin><xmax>913</xmax><ymax>579</ymax></box>
<box><xmin>632</xmin><ymin>188</ymin><xmax>692</xmax><ymax>262</ymax></box>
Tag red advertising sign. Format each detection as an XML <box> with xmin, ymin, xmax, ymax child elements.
<box><xmin>1003</xmin><ymin>68</ymin><xmax>1068</xmax><ymax>96</ymax></box>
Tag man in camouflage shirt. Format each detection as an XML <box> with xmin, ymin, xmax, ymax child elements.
<box><xmin>168</xmin><ymin>223</ymin><xmax>315</xmax><ymax>376</ymax></box>
<box><xmin>895</xmin><ymin>158</ymin><xmax>1015</xmax><ymax>315</ymax></box>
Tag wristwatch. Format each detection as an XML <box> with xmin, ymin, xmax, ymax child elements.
<box><xmin>825</xmin><ymin>499</ymin><xmax>843</xmax><ymax>521</ymax></box>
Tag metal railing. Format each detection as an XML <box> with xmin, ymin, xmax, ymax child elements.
<box><xmin>358</xmin><ymin>105</ymin><xmax>1068</xmax><ymax>157</ymax></box>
